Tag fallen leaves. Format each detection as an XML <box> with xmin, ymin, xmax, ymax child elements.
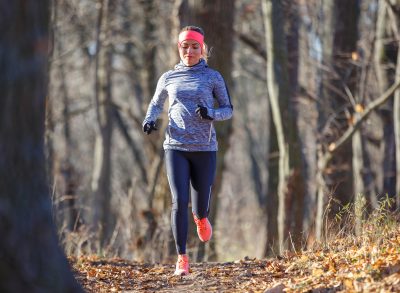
<box><xmin>70</xmin><ymin>225</ymin><xmax>400</xmax><ymax>292</ymax></box>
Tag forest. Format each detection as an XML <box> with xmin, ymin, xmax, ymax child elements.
<box><xmin>1</xmin><ymin>0</ymin><xmax>400</xmax><ymax>291</ymax></box>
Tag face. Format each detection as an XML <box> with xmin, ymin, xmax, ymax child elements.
<box><xmin>178</xmin><ymin>40</ymin><xmax>202</xmax><ymax>66</ymax></box>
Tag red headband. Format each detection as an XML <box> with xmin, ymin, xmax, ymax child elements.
<box><xmin>178</xmin><ymin>30</ymin><xmax>204</xmax><ymax>47</ymax></box>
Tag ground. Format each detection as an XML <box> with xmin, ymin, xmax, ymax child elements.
<box><xmin>70</xmin><ymin>226</ymin><xmax>400</xmax><ymax>292</ymax></box>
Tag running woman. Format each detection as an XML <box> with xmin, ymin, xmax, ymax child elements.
<box><xmin>142</xmin><ymin>25</ymin><xmax>233</xmax><ymax>276</ymax></box>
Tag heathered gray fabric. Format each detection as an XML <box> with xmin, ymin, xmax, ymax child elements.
<box><xmin>143</xmin><ymin>59</ymin><xmax>233</xmax><ymax>151</ymax></box>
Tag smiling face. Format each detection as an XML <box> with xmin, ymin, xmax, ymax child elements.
<box><xmin>178</xmin><ymin>40</ymin><xmax>202</xmax><ymax>66</ymax></box>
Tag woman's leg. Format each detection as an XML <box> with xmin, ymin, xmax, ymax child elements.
<box><xmin>189</xmin><ymin>151</ymin><xmax>217</xmax><ymax>218</ymax></box>
<box><xmin>165</xmin><ymin>150</ymin><xmax>190</xmax><ymax>255</ymax></box>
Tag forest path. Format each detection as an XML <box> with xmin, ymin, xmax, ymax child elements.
<box><xmin>70</xmin><ymin>227</ymin><xmax>400</xmax><ymax>293</ymax></box>
<box><xmin>71</xmin><ymin>256</ymin><xmax>280</xmax><ymax>292</ymax></box>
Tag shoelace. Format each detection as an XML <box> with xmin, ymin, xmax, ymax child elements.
<box><xmin>194</xmin><ymin>217</ymin><xmax>207</xmax><ymax>231</ymax></box>
<box><xmin>177</xmin><ymin>257</ymin><xmax>187</xmax><ymax>269</ymax></box>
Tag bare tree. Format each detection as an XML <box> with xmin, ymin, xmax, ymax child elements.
<box><xmin>374</xmin><ymin>0</ymin><xmax>396</xmax><ymax>204</ymax></box>
<box><xmin>385</xmin><ymin>1</ymin><xmax>400</xmax><ymax>206</ymax></box>
<box><xmin>0</xmin><ymin>1</ymin><xmax>83</xmax><ymax>291</ymax></box>
<box><xmin>91</xmin><ymin>0</ymin><xmax>116</xmax><ymax>249</ymax></box>
<box><xmin>52</xmin><ymin>0</ymin><xmax>81</xmax><ymax>234</ymax></box>
<box><xmin>296</xmin><ymin>0</ymin><xmax>320</xmax><ymax>243</ymax></box>
<box><xmin>316</xmin><ymin>0</ymin><xmax>360</xmax><ymax>240</ymax></box>
<box><xmin>262</xmin><ymin>0</ymin><xmax>304</xmax><ymax>252</ymax></box>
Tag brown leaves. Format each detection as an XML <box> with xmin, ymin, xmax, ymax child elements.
<box><xmin>70</xmin><ymin>226</ymin><xmax>400</xmax><ymax>292</ymax></box>
<box><xmin>279</xmin><ymin>226</ymin><xmax>400</xmax><ymax>292</ymax></box>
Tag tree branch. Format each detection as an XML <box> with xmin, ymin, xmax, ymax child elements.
<box><xmin>113</xmin><ymin>106</ymin><xmax>148</xmax><ymax>184</ymax></box>
<box><xmin>235</xmin><ymin>30</ymin><xmax>267</xmax><ymax>60</ymax></box>
<box><xmin>326</xmin><ymin>80</ymin><xmax>400</xmax><ymax>161</ymax></box>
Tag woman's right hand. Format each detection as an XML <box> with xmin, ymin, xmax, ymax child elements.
<box><xmin>143</xmin><ymin>121</ymin><xmax>157</xmax><ymax>135</ymax></box>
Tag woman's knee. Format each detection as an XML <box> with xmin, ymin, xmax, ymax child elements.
<box><xmin>171</xmin><ymin>198</ymin><xmax>189</xmax><ymax>211</ymax></box>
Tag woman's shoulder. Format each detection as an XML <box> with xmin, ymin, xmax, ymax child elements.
<box><xmin>158</xmin><ymin>70</ymin><xmax>174</xmax><ymax>81</ymax></box>
<box><xmin>204</xmin><ymin>66</ymin><xmax>224</xmax><ymax>81</ymax></box>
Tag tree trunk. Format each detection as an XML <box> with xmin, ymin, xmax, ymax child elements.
<box><xmin>141</xmin><ymin>0</ymin><xmax>157</xmax><ymax>102</ymax></box>
<box><xmin>46</xmin><ymin>0</ymin><xmax>57</xmax><ymax>189</ymax></box>
<box><xmin>138</xmin><ymin>0</ymin><xmax>174</xmax><ymax>262</ymax></box>
<box><xmin>297</xmin><ymin>0</ymin><xmax>319</xmax><ymax>242</ymax></box>
<box><xmin>395</xmin><ymin>46</ymin><xmax>400</xmax><ymax>207</ymax></box>
<box><xmin>316</xmin><ymin>0</ymin><xmax>360</xmax><ymax>240</ymax></box>
<box><xmin>52</xmin><ymin>0</ymin><xmax>80</xmax><ymax>233</ymax></box>
<box><xmin>265</xmin><ymin>123</ymin><xmax>279</xmax><ymax>256</ymax></box>
<box><xmin>178</xmin><ymin>0</ymin><xmax>235</xmax><ymax>261</ymax></box>
<box><xmin>263</xmin><ymin>0</ymin><xmax>288</xmax><ymax>253</ymax></box>
<box><xmin>262</xmin><ymin>0</ymin><xmax>304</xmax><ymax>252</ymax></box>
<box><xmin>0</xmin><ymin>1</ymin><xmax>82</xmax><ymax>291</ymax></box>
<box><xmin>352</xmin><ymin>117</ymin><xmax>364</xmax><ymax>199</ymax></box>
<box><xmin>284</xmin><ymin>0</ymin><xmax>305</xmax><ymax>249</ymax></box>
<box><xmin>388</xmin><ymin>3</ymin><xmax>400</xmax><ymax>207</ymax></box>
<box><xmin>91</xmin><ymin>0</ymin><xmax>115</xmax><ymax>249</ymax></box>
<box><xmin>375</xmin><ymin>0</ymin><xmax>393</xmax><ymax>203</ymax></box>
<box><xmin>315</xmin><ymin>0</ymin><xmax>335</xmax><ymax>241</ymax></box>
<box><xmin>330</xmin><ymin>0</ymin><xmax>359</xmax><ymax>210</ymax></box>
<box><xmin>374</xmin><ymin>0</ymin><xmax>399</xmax><ymax>203</ymax></box>
<box><xmin>353</xmin><ymin>122</ymin><xmax>365</xmax><ymax>236</ymax></box>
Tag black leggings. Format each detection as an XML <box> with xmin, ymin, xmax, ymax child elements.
<box><xmin>165</xmin><ymin>149</ymin><xmax>216</xmax><ymax>255</ymax></box>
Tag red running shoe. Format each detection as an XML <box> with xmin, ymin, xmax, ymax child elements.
<box><xmin>174</xmin><ymin>254</ymin><xmax>189</xmax><ymax>276</ymax></box>
<box><xmin>193</xmin><ymin>213</ymin><xmax>212</xmax><ymax>242</ymax></box>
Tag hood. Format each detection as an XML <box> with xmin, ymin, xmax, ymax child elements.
<box><xmin>174</xmin><ymin>59</ymin><xmax>207</xmax><ymax>71</ymax></box>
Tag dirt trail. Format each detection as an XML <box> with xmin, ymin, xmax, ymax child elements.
<box><xmin>70</xmin><ymin>232</ymin><xmax>400</xmax><ymax>293</ymax></box>
<box><xmin>71</xmin><ymin>257</ymin><xmax>286</xmax><ymax>292</ymax></box>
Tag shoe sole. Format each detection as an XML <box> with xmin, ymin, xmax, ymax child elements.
<box><xmin>174</xmin><ymin>270</ymin><xmax>189</xmax><ymax>276</ymax></box>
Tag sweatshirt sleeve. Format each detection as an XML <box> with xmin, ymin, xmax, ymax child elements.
<box><xmin>209</xmin><ymin>71</ymin><xmax>233</xmax><ymax>121</ymax></box>
<box><xmin>143</xmin><ymin>72</ymin><xmax>169</xmax><ymax>126</ymax></box>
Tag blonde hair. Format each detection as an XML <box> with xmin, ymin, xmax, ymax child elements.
<box><xmin>179</xmin><ymin>25</ymin><xmax>210</xmax><ymax>63</ymax></box>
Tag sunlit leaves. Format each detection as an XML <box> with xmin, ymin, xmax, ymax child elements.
<box><xmin>70</xmin><ymin>225</ymin><xmax>400</xmax><ymax>292</ymax></box>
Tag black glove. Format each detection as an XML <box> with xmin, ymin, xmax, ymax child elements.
<box><xmin>143</xmin><ymin>121</ymin><xmax>157</xmax><ymax>135</ymax></box>
<box><xmin>195</xmin><ymin>104</ymin><xmax>213</xmax><ymax>120</ymax></box>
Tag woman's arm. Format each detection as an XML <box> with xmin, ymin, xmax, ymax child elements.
<box><xmin>142</xmin><ymin>72</ymin><xmax>169</xmax><ymax>126</ymax></box>
<box><xmin>209</xmin><ymin>71</ymin><xmax>233</xmax><ymax>121</ymax></box>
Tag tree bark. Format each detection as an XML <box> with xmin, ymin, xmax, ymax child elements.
<box><xmin>52</xmin><ymin>0</ymin><xmax>80</xmax><ymax>233</ymax></box>
<box><xmin>315</xmin><ymin>0</ymin><xmax>335</xmax><ymax>241</ymax></box>
<box><xmin>395</xmin><ymin>46</ymin><xmax>400</xmax><ymax>207</ymax></box>
<box><xmin>352</xmin><ymin>120</ymin><xmax>365</xmax><ymax>236</ymax></box>
<box><xmin>374</xmin><ymin>0</ymin><xmax>398</xmax><ymax>201</ymax></box>
<box><xmin>263</xmin><ymin>0</ymin><xmax>288</xmax><ymax>253</ymax></box>
<box><xmin>262</xmin><ymin>0</ymin><xmax>304</xmax><ymax>252</ymax></box>
<box><xmin>297</xmin><ymin>0</ymin><xmax>319</xmax><ymax>242</ymax></box>
<box><xmin>0</xmin><ymin>1</ymin><xmax>82</xmax><ymax>291</ymax></box>
<box><xmin>91</xmin><ymin>0</ymin><xmax>115</xmax><ymax>249</ymax></box>
<box><xmin>385</xmin><ymin>1</ymin><xmax>400</xmax><ymax>207</ymax></box>
<box><xmin>316</xmin><ymin>0</ymin><xmax>360</xmax><ymax>240</ymax></box>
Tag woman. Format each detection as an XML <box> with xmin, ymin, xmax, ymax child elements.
<box><xmin>142</xmin><ymin>25</ymin><xmax>233</xmax><ymax>276</ymax></box>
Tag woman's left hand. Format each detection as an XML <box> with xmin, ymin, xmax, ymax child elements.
<box><xmin>195</xmin><ymin>105</ymin><xmax>213</xmax><ymax>120</ymax></box>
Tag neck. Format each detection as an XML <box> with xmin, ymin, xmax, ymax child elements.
<box><xmin>182</xmin><ymin>59</ymin><xmax>201</xmax><ymax>67</ymax></box>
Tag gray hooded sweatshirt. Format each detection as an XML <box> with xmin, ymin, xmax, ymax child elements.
<box><xmin>143</xmin><ymin>59</ymin><xmax>233</xmax><ymax>152</ymax></box>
